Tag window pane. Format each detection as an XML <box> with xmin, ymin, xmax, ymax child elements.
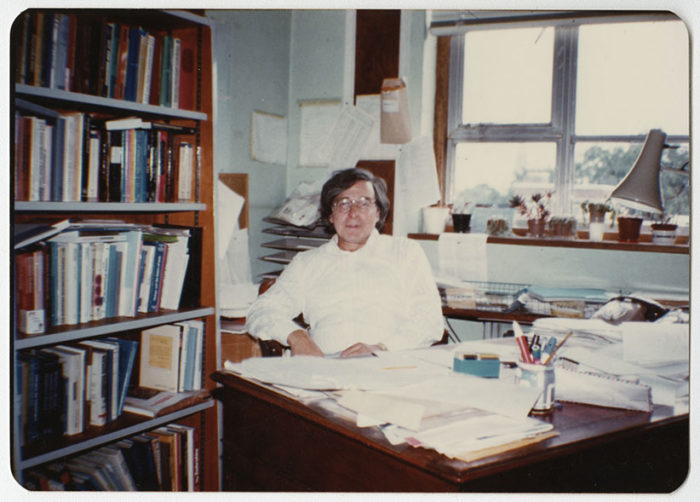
<box><xmin>573</xmin><ymin>142</ymin><xmax>690</xmax><ymax>217</ymax></box>
<box><xmin>576</xmin><ymin>21</ymin><xmax>689</xmax><ymax>135</ymax></box>
<box><xmin>453</xmin><ymin>143</ymin><xmax>556</xmax><ymax>230</ymax></box>
<box><xmin>462</xmin><ymin>27</ymin><xmax>553</xmax><ymax>124</ymax></box>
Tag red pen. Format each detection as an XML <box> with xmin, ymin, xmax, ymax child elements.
<box><xmin>513</xmin><ymin>321</ymin><xmax>534</xmax><ymax>364</ymax></box>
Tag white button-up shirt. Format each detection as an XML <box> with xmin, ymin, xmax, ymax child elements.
<box><xmin>246</xmin><ymin>229</ymin><xmax>444</xmax><ymax>354</ymax></box>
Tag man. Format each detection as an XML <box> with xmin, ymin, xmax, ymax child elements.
<box><xmin>246</xmin><ymin>168</ymin><xmax>444</xmax><ymax>357</ymax></box>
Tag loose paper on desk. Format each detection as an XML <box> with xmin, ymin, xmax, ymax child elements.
<box><xmin>396</xmin><ymin>136</ymin><xmax>441</xmax><ymax>211</ymax></box>
<box><xmin>438</xmin><ymin>233</ymin><xmax>488</xmax><ymax>282</ymax></box>
<box><xmin>622</xmin><ymin>322</ymin><xmax>688</xmax><ymax>364</ymax></box>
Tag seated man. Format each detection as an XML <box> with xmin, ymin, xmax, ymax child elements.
<box><xmin>246</xmin><ymin>168</ymin><xmax>444</xmax><ymax>357</ymax></box>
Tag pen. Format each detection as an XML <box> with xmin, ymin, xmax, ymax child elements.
<box><xmin>513</xmin><ymin>321</ymin><xmax>534</xmax><ymax>364</ymax></box>
<box><xmin>532</xmin><ymin>336</ymin><xmax>542</xmax><ymax>364</ymax></box>
<box><xmin>543</xmin><ymin>331</ymin><xmax>573</xmax><ymax>365</ymax></box>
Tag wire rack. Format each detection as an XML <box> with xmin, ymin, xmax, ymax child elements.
<box><xmin>442</xmin><ymin>281</ymin><xmax>529</xmax><ymax>312</ymax></box>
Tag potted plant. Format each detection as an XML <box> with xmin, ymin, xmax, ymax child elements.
<box><xmin>509</xmin><ymin>192</ymin><xmax>552</xmax><ymax>237</ymax></box>
<box><xmin>450</xmin><ymin>198</ymin><xmax>473</xmax><ymax>233</ymax></box>
<box><xmin>580</xmin><ymin>200</ymin><xmax>614</xmax><ymax>241</ymax></box>
<box><xmin>548</xmin><ymin>216</ymin><xmax>577</xmax><ymax>239</ymax></box>
<box><xmin>615</xmin><ymin>206</ymin><xmax>644</xmax><ymax>243</ymax></box>
<box><xmin>651</xmin><ymin>214</ymin><xmax>678</xmax><ymax>245</ymax></box>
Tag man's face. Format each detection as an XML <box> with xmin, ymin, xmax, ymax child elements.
<box><xmin>329</xmin><ymin>180</ymin><xmax>379</xmax><ymax>252</ymax></box>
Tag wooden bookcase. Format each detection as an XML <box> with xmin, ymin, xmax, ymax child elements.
<box><xmin>10</xmin><ymin>9</ymin><xmax>218</xmax><ymax>490</ymax></box>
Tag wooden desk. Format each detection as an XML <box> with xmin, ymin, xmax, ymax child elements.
<box><xmin>211</xmin><ymin>371</ymin><xmax>688</xmax><ymax>492</ymax></box>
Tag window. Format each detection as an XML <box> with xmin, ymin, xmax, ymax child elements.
<box><xmin>441</xmin><ymin>14</ymin><xmax>690</xmax><ymax>231</ymax></box>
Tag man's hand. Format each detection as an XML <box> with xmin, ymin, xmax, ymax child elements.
<box><xmin>340</xmin><ymin>342</ymin><xmax>387</xmax><ymax>358</ymax></box>
<box><xmin>287</xmin><ymin>329</ymin><xmax>324</xmax><ymax>357</ymax></box>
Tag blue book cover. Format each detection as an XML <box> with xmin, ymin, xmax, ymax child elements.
<box><xmin>51</xmin><ymin>116</ymin><xmax>65</xmax><ymax>201</ymax></box>
<box><xmin>124</xmin><ymin>27</ymin><xmax>144</xmax><ymax>102</ymax></box>
<box><xmin>146</xmin><ymin>241</ymin><xmax>166</xmax><ymax>312</ymax></box>
<box><xmin>133</xmin><ymin>130</ymin><xmax>149</xmax><ymax>202</ymax></box>
<box><xmin>105</xmin><ymin>244</ymin><xmax>121</xmax><ymax>318</ymax></box>
<box><xmin>104</xmin><ymin>338</ymin><xmax>139</xmax><ymax>415</ymax></box>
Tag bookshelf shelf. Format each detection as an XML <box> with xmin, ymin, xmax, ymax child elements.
<box><xmin>11</xmin><ymin>8</ymin><xmax>218</xmax><ymax>490</ymax></box>
<box><xmin>18</xmin><ymin>399</ymin><xmax>214</xmax><ymax>471</ymax></box>
<box><xmin>14</xmin><ymin>201</ymin><xmax>206</xmax><ymax>212</ymax></box>
<box><xmin>15</xmin><ymin>307</ymin><xmax>215</xmax><ymax>350</ymax></box>
<box><xmin>15</xmin><ymin>84</ymin><xmax>208</xmax><ymax>121</ymax></box>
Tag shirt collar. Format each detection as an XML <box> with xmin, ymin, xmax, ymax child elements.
<box><xmin>329</xmin><ymin>228</ymin><xmax>380</xmax><ymax>255</ymax></box>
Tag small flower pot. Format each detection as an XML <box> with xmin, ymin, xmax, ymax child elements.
<box><xmin>527</xmin><ymin>218</ymin><xmax>547</xmax><ymax>238</ymax></box>
<box><xmin>617</xmin><ymin>217</ymin><xmax>643</xmax><ymax>242</ymax></box>
<box><xmin>651</xmin><ymin>223</ymin><xmax>677</xmax><ymax>245</ymax></box>
<box><xmin>451</xmin><ymin>213</ymin><xmax>472</xmax><ymax>233</ymax></box>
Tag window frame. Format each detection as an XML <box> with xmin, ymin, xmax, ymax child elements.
<box><xmin>438</xmin><ymin>13</ymin><xmax>690</xmax><ymax>215</ymax></box>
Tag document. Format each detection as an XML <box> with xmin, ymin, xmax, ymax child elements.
<box><xmin>251</xmin><ymin>110</ymin><xmax>287</xmax><ymax>165</ymax></box>
<box><xmin>299</xmin><ymin>99</ymin><xmax>341</xmax><ymax>167</ymax></box>
<box><xmin>396</xmin><ymin>136</ymin><xmax>441</xmax><ymax>210</ymax></box>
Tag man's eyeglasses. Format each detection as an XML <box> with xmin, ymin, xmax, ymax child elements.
<box><xmin>332</xmin><ymin>196</ymin><xmax>376</xmax><ymax>213</ymax></box>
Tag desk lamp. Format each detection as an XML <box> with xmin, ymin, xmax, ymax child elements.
<box><xmin>608</xmin><ymin>129</ymin><xmax>667</xmax><ymax>214</ymax></box>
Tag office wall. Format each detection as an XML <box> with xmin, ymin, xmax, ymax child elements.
<box><xmin>208</xmin><ymin>10</ymin><xmax>292</xmax><ymax>280</ymax></box>
<box><xmin>419</xmin><ymin>240</ymin><xmax>689</xmax><ymax>297</ymax></box>
<box><xmin>286</xmin><ymin>10</ymin><xmax>350</xmax><ymax>192</ymax></box>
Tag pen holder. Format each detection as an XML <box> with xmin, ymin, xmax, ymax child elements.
<box><xmin>518</xmin><ymin>362</ymin><xmax>555</xmax><ymax>414</ymax></box>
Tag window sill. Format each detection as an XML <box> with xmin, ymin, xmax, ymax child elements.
<box><xmin>408</xmin><ymin>232</ymin><xmax>689</xmax><ymax>255</ymax></box>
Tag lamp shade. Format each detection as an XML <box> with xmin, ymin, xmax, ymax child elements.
<box><xmin>609</xmin><ymin>129</ymin><xmax>666</xmax><ymax>213</ymax></box>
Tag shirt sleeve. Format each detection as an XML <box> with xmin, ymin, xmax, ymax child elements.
<box><xmin>383</xmin><ymin>239</ymin><xmax>445</xmax><ymax>351</ymax></box>
<box><xmin>245</xmin><ymin>254</ymin><xmax>308</xmax><ymax>346</ymax></box>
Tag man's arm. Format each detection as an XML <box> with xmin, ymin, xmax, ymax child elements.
<box><xmin>246</xmin><ymin>257</ymin><xmax>308</xmax><ymax>348</ymax></box>
<box><xmin>287</xmin><ymin>329</ymin><xmax>324</xmax><ymax>357</ymax></box>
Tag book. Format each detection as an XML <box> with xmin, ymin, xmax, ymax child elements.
<box><xmin>75</xmin><ymin>342</ymin><xmax>108</xmax><ymax>426</ymax></box>
<box><xmin>123</xmin><ymin>388</ymin><xmax>209</xmax><ymax>418</ymax></box>
<box><xmin>15</xmin><ymin>246</ymin><xmax>47</xmax><ymax>334</ymax></box>
<box><xmin>151</xmin><ymin>426</ymin><xmax>180</xmax><ymax>490</ymax></box>
<box><xmin>40</xmin><ymin>346</ymin><xmax>84</xmax><ymax>435</ymax></box>
<box><xmin>104</xmin><ymin>337</ymin><xmax>139</xmax><ymax>415</ymax></box>
<box><xmin>166</xmin><ymin>423</ymin><xmax>196</xmax><ymax>491</ymax></box>
<box><xmin>151</xmin><ymin>224</ymin><xmax>202</xmax><ymax>310</ymax></box>
<box><xmin>80</xmin><ymin>339</ymin><xmax>120</xmax><ymax>421</ymax></box>
<box><xmin>176</xmin><ymin>141</ymin><xmax>193</xmax><ymax>201</ymax></box>
<box><xmin>137</xmin><ymin>244</ymin><xmax>156</xmax><ymax>313</ymax></box>
<box><xmin>139</xmin><ymin>324</ymin><xmax>182</xmax><ymax>392</ymax></box>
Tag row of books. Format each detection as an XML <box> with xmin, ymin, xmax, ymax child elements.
<box><xmin>14</xmin><ymin>11</ymin><xmax>197</xmax><ymax>110</ymax></box>
<box><xmin>17</xmin><ymin>337</ymin><xmax>139</xmax><ymax>444</ymax></box>
<box><xmin>14</xmin><ymin>99</ymin><xmax>196</xmax><ymax>203</ymax></box>
<box><xmin>137</xmin><ymin>321</ymin><xmax>205</xmax><ymax>395</ymax></box>
<box><xmin>23</xmin><ymin>422</ymin><xmax>201</xmax><ymax>491</ymax></box>
<box><xmin>15</xmin><ymin>221</ymin><xmax>201</xmax><ymax>334</ymax></box>
<box><xmin>16</xmin><ymin>320</ymin><xmax>206</xmax><ymax>446</ymax></box>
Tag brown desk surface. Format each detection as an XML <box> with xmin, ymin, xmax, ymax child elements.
<box><xmin>211</xmin><ymin>370</ymin><xmax>688</xmax><ymax>492</ymax></box>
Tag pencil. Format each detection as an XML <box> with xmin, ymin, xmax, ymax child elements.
<box><xmin>544</xmin><ymin>331</ymin><xmax>572</xmax><ymax>365</ymax></box>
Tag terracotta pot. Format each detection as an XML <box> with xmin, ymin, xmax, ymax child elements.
<box><xmin>617</xmin><ymin>217</ymin><xmax>643</xmax><ymax>242</ymax></box>
<box><xmin>527</xmin><ymin>219</ymin><xmax>546</xmax><ymax>238</ymax></box>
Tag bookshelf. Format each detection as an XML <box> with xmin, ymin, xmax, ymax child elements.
<box><xmin>11</xmin><ymin>9</ymin><xmax>218</xmax><ymax>490</ymax></box>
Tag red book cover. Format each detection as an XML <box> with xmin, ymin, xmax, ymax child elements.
<box><xmin>65</xmin><ymin>14</ymin><xmax>77</xmax><ymax>91</ymax></box>
<box><xmin>149</xmin><ymin>33</ymin><xmax>163</xmax><ymax>106</ymax></box>
<box><xmin>115</xmin><ymin>24</ymin><xmax>130</xmax><ymax>100</ymax></box>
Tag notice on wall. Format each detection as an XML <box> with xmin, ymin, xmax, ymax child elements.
<box><xmin>251</xmin><ymin>110</ymin><xmax>287</xmax><ymax>165</ymax></box>
<box><xmin>356</xmin><ymin>94</ymin><xmax>399</xmax><ymax>160</ymax></box>
<box><xmin>299</xmin><ymin>99</ymin><xmax>342</xmax><ymax>167</ymax></box>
